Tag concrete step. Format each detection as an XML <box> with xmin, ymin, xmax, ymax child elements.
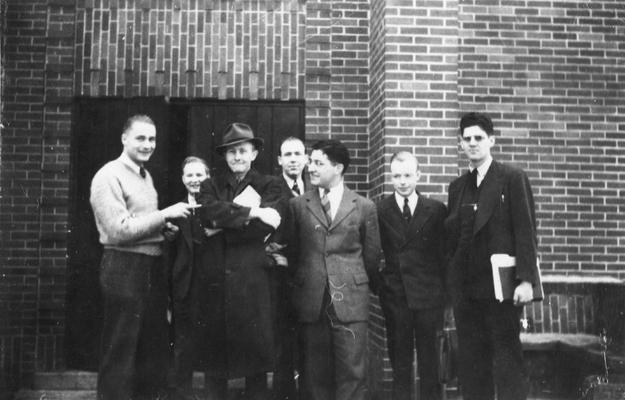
<box><xmin>31</xmin><ymin>371</ymin><xmax>97</xmax><ymax>390</ymax></box>
<box><xmin>15</xmin><ymin>371</ymin><xmax>249</xmax><ymax>400</ymax></box>
<box><xmin>14</xmin><ymin>390</ymin><xmax>96</xmax><ymax>400</ymax></box>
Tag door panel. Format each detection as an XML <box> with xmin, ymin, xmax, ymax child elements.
<box><xmin>180</xmin><ymin>100</ymin><xmax>305</xmax><ymax>178</ymax></box>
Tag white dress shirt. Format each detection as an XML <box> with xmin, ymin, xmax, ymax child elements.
<box><xmin>283</xmin><ymin>173</ymin><xmax>304</xmax><ymax>196</ymax></box>
<box><xmin>319</xmin><ymin>183</ymin><xmax>344</xmax><ymax>221</ymax></box>
<box><xmin>394</xmin><ymin>191</ymin><xmax>418</xmax><ymax>217</ymax></box>
<box><xmin>470</xmin><ymin>156</ymin><xmax>493</xmax><ymax>187</ymax></box>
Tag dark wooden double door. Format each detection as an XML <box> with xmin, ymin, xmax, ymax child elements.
<box><xmin>67</xmin><ymin>97</ymin><xmax>304</xmax><ymax>370</ymax></box>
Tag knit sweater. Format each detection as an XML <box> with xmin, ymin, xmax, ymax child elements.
<box><xmin>90</xmin><ymin>156</ymin><xmax>165</xmax><ymax>255</ymax></box>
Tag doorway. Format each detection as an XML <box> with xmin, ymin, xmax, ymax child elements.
<box><xmin>66</xmin><ymin>97</ymin><xmax>304</xmax><ymax>370</ymax></box>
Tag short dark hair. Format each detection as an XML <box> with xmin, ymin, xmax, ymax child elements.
<box><xmin>460</xmin><ymin>112</ymin><xmax>494</xmax><ymax>137</ymax></box>
<box><xmin>181</xmin><ymin>156</ymin><xmax>209</xmax><ymax>175</ymax></box>
<box><xmin>311</xmin><ymin>139</ymin><xmax>350</xmax><ymax>174</ymax></box>
<box><xmin>123</xmin><ymin>114</ymin><xmax>155</xmax><ymax>134</ymax></box>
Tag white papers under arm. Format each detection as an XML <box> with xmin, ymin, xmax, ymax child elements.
<box><xmin>233</xmin><ymin>185</ymin><xmax>261</xmax><ymax>208</ymax></box>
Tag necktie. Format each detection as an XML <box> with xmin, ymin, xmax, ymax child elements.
<box><xmin>321</xmin><ymin>188</ymin><xmax>332</xmax><ymax>224</ymax></box>
<box><xmin>402</xmin><ymin>197</ymin><xmax>411</xmax><ymax>221</ymax></box>
<box><xmin>139</xmin><ymin>167</ymin><xmax>146</xmax><ymax>179</ymax></box>
<box><xmin>470</xmin><ymin>168</ymin><xmax>478</xmax><ymax>189</ymax></box>
<box><xmin>292</xmin><ymin>181</ymin><xmax>301</xmax><ymax>195</ymax></box>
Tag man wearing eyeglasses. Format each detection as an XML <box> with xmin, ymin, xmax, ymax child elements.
<box><xmin>445</xmin><ymin>112</ymin><xmax>542</xmax><ymax>400</ymax></box>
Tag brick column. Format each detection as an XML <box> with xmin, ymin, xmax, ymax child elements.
<box><xmin>368</xmin><ymin>1</ymin><xmax>460</xmax><ymax>397</ymax></box>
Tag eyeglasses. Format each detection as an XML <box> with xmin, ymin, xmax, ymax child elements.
<box><xmin>461</xmin><ymin>135</ymin><xmax>488</xmax><ymax>143</ymax></box>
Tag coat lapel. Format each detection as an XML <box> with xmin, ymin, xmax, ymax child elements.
<box><xmin>473</xmin><ymin>161</ymin><xmax>504</xmax><ymax>235</ymax></box>
<box><xmin>380</xmin><ymin>196</ymin><xmax>405</xmax><ymax>240</ymax></box>
<box><xmin>177</xmin><ymin>198</ymin><xmax>191</xmax><ymax>248</ymax></box>
<box><xmin>405</xmin><ymin>196</ymin><xmax>432</xmax><ymax>244</ymax></box>
<box><xmin>330</xmin><ymin>188</ymin><xmax>357</xmax><ymax>230</ymax></box>
<box><xmin>305</xmin><ymin>190</ymin><xmax>330</xmax><ymax>227</ymax></box>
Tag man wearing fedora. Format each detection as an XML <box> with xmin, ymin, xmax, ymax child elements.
<box><xmin>197</xmin><ymin>122</ymin><xmax>284</xmax><ymax>400</ymax></box>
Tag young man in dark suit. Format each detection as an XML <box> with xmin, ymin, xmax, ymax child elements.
<box><xmin>445</xmin><ymin>112</ymin><xmax>541</xmax><ymax>400</ymax></box>
<box><xmin>270</xmin><ymin>137</ymin><xmax>309</xmax><ymax>400</ymax></box>
<box><xmin>286</xmin><ymin>139</ymin><xmax>381</xmax><ymax>400</ymax></box>
<box><xmin>377</xmin><ymin>151</ymin><xmax>447</xmax><ymax>400</ymax></box>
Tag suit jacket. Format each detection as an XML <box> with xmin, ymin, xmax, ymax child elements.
<box><xmin>169</xmin><ymin>198</ymin><xmax>222</xmax><ymax>303</ymax></box>
<box><xmin>377</xmin><ymin>194</ymin><xmax>447</xmax><ymax>309</ymax></box>
<box><xmin>170</xmin><ymin>198</ymin><xmax>195</xmax><ymax>303</ymax></box>
<box><xmin>445</xmin><ymin>160</ymin><xmax>542</xmax><ymax>301</ymax></box>
<box><xmin>272</xmin><ymin>172</ymin><xmax>310</xmax><ymax>245</ymax></box>
<box><xmin>287</xmin><ymin>187</ymin><xmax>381</xmax><ymax>323</ymax></box>
<box><xmin>278</xmin><ymin>171</ymin><xmax>310</xmax><ymax>200</ymax></box>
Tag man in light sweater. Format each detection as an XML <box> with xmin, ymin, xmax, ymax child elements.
<box><xmin>90</xmin><ymin>114</ymin><xmax>197</xmax><ymax>400</ymax></box>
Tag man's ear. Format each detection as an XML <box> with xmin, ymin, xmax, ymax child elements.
<box><xmin>250</xmin><ymin>149</ymin><xmax>259</xmax><ymax>161</ymax></box>
<box><xmin>336</xmin><ymin>162</ymin><xmax>344</xmax><ymax>176</ymax></box>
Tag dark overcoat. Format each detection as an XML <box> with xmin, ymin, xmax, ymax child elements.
<box><xmin>197</xmin><ymin>168</ymin><xmax>285</xmax><ymax>378</ymax></box>
<box><xmin>445</xmin><ymin>159</ymin><xmax>542</xmax><ymax>301</ymax></box>
<box><xmin>169</xmin><ymin>201</ymin><xmax>225</xmax><ymax>377</ymax></box>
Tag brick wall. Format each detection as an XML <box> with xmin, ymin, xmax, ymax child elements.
<box><xmin>0</xmin><ymin>0</ymin><xmax>49</xmax><ymax>387</ymax></box>
<box><xmin>0</xmin><ymin>0</ymin><xmax>377</xmax><ymax>387</ymax></box>
<box><xmin>1</xmin><ymin>0</ymin><xmax>624</xmax><ymax>393</ymax></box>
<box><xmin>304</xmin><ymin>0</ymin><xmax>371</xmax><ymax>192</ymax></box>
<box><xmin>366</xmin><ymin>1</ymin><xmax>462</xmax><ymax>396</ymax></box>
<box><xmin>458</xmin><ymin>0</ymin><xmax>625</xmax><ymax>278</ymax></box>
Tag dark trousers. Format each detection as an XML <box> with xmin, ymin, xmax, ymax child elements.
<box><xmin>454</xmin><ymin>298</ymin><xmax>528</xmax><ymax>400</ymax></box>
<box><xmin>379</xmin><ymin>291</ymin><xmax>443</xmax><ymax>400</ymax></box>
<box><xmin>271</xmin><ymin>271</ymin><xmax>297</xmax><ymax>400</ymax></box>
<box><xmin>98</xmin><ymin>249</ymin><xmax>169</xmax><ymax>400</ymax></box>
<box><xmin>298</xmin><ymin>309</ymin><xmax>368</xmax><ymax>400</ymax></box>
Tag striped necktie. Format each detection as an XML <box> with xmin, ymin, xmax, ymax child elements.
<box><xmin>292</xmin><ymin>181</ymin><xmax>301</xmax><ymax>195</ymax></box>
<box><xmin>321</xmin><ymin>188</ymin><xmax>332</xmax><ymax>224</ymax></box>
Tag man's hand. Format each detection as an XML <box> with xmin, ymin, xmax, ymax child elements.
<box><xmin>162</xmin><ymin>221</ymin><xmax>179</xmax><ymax>241</ymax></box>
<box><xmin>249</xmin><ymin>207</ymin><xmax>281</xmax><ymax>229</ymax></box>
<box><xmin>161</xmin><ymin>202</ymin><xmax>200</xmax><ymax>219</ymax></box>
<box><xmin>513</xmin><ymin>281</ymin><xmax>533</xmax><ymax>306</ymax></box>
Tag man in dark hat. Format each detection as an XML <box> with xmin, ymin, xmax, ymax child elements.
<box><xmin>196</xmin><ymin>122</ymin><xmax>284</xmax><ymax>400</ymax></box>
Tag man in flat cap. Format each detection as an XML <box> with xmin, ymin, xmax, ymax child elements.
<box><xmin>196</xmin><ymin>122</ymin><xmax>285</xmax><ymax>400</ymax></box>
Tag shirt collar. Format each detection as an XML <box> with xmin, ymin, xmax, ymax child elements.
<box><xmin>394</xmin><ymin>191</ymin><xmax>418</xmax><ymax>213</ymax></box>
<box><xmin>283</xmin><ymin>172</ymin><xmax>303</xmax><ymax>189</ymax></box>
<box><xmin>470</xmin><ymin>156</ymin><xmax>493</xmax><ymax>180</ymax></box>
<box><xmin>228</xmin><ymin>169</ymin><xmax>251</xmax><ymax>187</ymax></box>
<box><xmin>119</xmin><ymin>152</ymin><xmax>143</xmax><ymax>176</ymax></box>
<box><xmin>318</xmin><ymin>182</ymin><xmax>344</xmax><ymax>201</ymax></box>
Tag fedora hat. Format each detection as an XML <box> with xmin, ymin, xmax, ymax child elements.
<box><xmin>215</xmin><ymin>122</ymin><xmax>264</xmax><ymax>155</ymax></box>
